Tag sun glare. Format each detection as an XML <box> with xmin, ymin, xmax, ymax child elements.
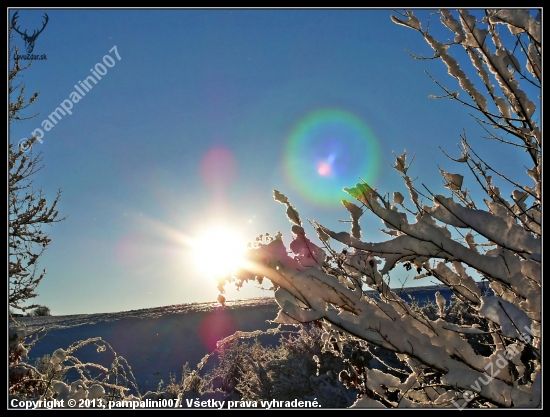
<box><xmin>192</xmin><ymin>226</ymin><xmax>248</xmax><ymax>278</ymax></box>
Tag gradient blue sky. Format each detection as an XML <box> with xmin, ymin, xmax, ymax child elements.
<box><xmin>9</xmin><ymin>8</ymin><xmax>536</xmax><ymax>315</ymax></box>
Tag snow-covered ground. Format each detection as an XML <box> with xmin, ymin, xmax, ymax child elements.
<box><xmin>12</xmin><ymin>298</ymin><xmax>282</xmax><ymax>393</ymax></box>
<box><xmin>11</xmin><ymin>284</ymin><xmax>486</xmax><ymax>394</ymax></box>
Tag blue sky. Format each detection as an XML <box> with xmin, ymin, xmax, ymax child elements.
<box><xmin>9</xmin><ymin>8</ymin><xmax>536</xmax><ymax>315</ymax></box>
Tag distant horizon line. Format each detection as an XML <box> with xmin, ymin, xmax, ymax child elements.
<box><xmin>12</xmin><ymin>281</ymin><xmax>491</xmax><ymax>319</ymax></box>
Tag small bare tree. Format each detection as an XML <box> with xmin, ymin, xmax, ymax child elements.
<box><xmin>9</xmin><ymin>21</ymin><xmax>147</xmax><ymax>407</ymax></box>
<box><xmin>9</xmin><ymin>22</ymin><xmax>64</xmax><ymax>315</ymax></box>
<box><xmin>220</xmin><ymin>9</ymin><xmax>540</xmax><ymax>408</ymax></box>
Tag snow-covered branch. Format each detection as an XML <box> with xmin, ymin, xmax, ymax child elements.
<box><xmin>219</xmin><ymin>9</ymin><xmax>540</xmax><ymax>408</ymax></box>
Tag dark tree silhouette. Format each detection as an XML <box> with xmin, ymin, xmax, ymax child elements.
<box><xmin>9</xmin><ymin>23</ymin><xmax>64</xmax><ymax>314</ymax></box>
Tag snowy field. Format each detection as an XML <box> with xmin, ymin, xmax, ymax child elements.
<box><xmin>12</xmin><ymin>298</ymin><xmax>282</xmax><ymax>393</ymax></box>
<box><xmin>11</xmin><ymin>284</ymin><xmax>485</xmax><ymax>394</ymax></box>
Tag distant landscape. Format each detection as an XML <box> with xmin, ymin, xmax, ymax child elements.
<box><xmin>11</xmin><ymin>283</ymin><xmax>491</xmax><ymax>393</ymax></box>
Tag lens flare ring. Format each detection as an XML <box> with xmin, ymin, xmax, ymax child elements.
<box><xmin>284</xmin><ymin>108</ymin><xmax>381</xmax><ymax>207</ymax></box>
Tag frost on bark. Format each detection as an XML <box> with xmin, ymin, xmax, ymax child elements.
<box><xmin>219</xmin><ymin>9</ymin><xmax>540</xmax><ymax>408</ymax></box>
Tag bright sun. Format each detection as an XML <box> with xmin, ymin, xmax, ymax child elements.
<box><xmin>192</xmin><ymin>226</ymin><xmax>248</xmax><ymax>278</ymax></box>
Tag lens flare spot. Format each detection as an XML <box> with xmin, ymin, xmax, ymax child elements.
<box><xmin>284</xmin><ymin>108</ymin><xmax>381</xmax><ymax>207</ymax></box>
<box><xmin>199</xmin><ymin>146</ymin><xmax>238</xmax><ymax>191</ymax></box>
<box><xmin>317</xmin><ymin>160</ymin><xmax>332</xmax><ymax>176</ymax></box>
<box><xmin>199</xmin><ymin>309</ymin><xmax>237</xmax><ymax>351</ymax></box>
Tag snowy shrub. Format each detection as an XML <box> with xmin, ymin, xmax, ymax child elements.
<box><xmin>29</xmin><ymin>306</ymin><xmax>52</xmax><ymax>317</ymax></box>
<box><xmin>163</xmin><ymin>363</ymin><xmax>207</xmax><ymax>396</ymax></box>
<box><xmin>9</xmin><ymin>326</ymin><xmax>140</xmax><ymax>406</ymax></box>
<box><xmin>199</xmin><ymin>326</ymin><xmax>356</xmax><ymax>407</ymax></box>
<box><xmin>219</xmin><ymin>9</ymin><xmax>540</xmax><ymax>408</ymax></box>
<box><xmin>9</xmin><ymin>326</ymin><xmax>43</xmax><ymax>399</ymax></box>
<box><xmin>34</xmin><ymin>354</ymin><xmax>67</xmax><ymax>385</ymax></box>
<box><xmin>201</xmin><ymin>297</ymin><xmax>498</xmax><ymax>407</ymax></box>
